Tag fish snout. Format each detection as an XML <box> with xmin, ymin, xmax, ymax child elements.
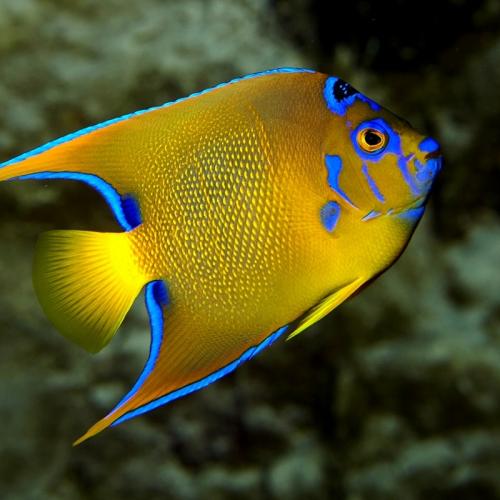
<box><xmin>414</xmin><ymin>137</ymin><xmax>442</xmax><ymax>185</ymax></box>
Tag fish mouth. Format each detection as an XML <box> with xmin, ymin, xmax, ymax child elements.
<box><xmin>425</xmin><ymin>150</ymin><xmax>443</xmax><ymax>175</ymax></box>
<box><xmin>414</xmin><ymin>152</ymin><xmax>443</xmax><ymax>186</ymax></box>
<box><xmin>425</xmin><ymin>149</ymin><xmax>442</xmax><ymax>160</ymax></box>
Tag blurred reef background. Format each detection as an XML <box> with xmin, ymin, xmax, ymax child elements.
<box><xmin>1</xmin><ymin>0</ymin><xmax>500</xmax><ymax>499</ymax></box>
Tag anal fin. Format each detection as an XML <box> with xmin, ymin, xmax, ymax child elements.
<box><xmin>73</xmin><ymin>287</ymin><xmax>289</xmax><ymax>445</ymax></box>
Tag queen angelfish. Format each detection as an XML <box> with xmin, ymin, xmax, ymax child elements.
<box><xmin>0</xmin><ymin>68</ymin><xmax>442</xmax><ymax>443</ymax></box>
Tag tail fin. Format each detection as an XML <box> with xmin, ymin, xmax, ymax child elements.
<box><xmin>33</xmin><ymin>230</ymin><xmax>148</xmax><ymax>353</ymax></box>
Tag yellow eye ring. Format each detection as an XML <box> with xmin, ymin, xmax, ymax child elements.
<box><xmin>357</xmin><ymin>128</ymin><xmax>388</xmax><ymax>153</ymax></box>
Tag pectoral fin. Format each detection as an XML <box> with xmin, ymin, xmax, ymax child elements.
<box><xmin>286</xmin><ymin>277</ymin><xmax>365</xmax><ymax>340</ymax></box>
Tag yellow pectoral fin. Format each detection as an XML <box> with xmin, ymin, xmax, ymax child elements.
<box><xmin>33</xmin><ymin>229</ymin><xmax>147</xmax><ymax>353</ymax></box>
<box><xmin>286</xmin><ymin>277</ymin><xmax>365</xmax><ymax>340</ymax></box>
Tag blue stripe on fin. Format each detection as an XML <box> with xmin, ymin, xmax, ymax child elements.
<box><xmin>12</xmin><ymin>172</ymin><xmax>141</xmax><ymax>231</ymax></box>
<box><xmin>111</xmin><ymin>325</ymin><xmax>289</xmax><ymax>426</ymax></box>
<box><xmin>113</xmin><ymin>280</ymin><xmax>168</xmax><ymax>411</ymax></box>
<box><xmin>0</xmin><ymin>68</ymin><xmax>314</xmax><ymax>171</ymax></box>
<box><xmin>121</xmin><ymin>194</ymin><xmax>142</xmax><ymax>229</ymax></box>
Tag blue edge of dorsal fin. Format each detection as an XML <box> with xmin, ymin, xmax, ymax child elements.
<box><xmin>0</xmin><ymin>67</ymin><xmax>314</xmax><ymax>232</ymax></box>
<box><xmin>12</xmin><ymin>172</ymin><xmax>142</xmax><ymax>232</ymax></box>
<box><xmin>110</xmin><ymin>279</ymin><xmax>288</xmax><ymax>426</ymax></box>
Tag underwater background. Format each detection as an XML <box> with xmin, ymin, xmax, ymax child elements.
<box><xmin>0</xmin><ymin>0</ymin><xmax>499</xmax><ymax>498</ymax></box>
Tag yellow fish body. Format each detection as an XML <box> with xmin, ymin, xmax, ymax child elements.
<box><xmin>0</xmin><ymin>68</ymin><xmax>442</xmax><ymax>443</ymax></box>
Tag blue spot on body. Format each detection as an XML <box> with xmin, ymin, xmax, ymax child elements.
<box><xmin>419</xmin><ymin>137</ymin><xmax>440</xmax><ymax>153</ymax></box>
<box><xmin>320</xmin><ymin>201</ymin><xmax>341</xmax><ymax>232</ymax></box>
<box><xmin>325</xmin><ymin>154</ymin><xmax>356</xmax><ymax>207</ymax></box>
<box><xmin>362</xmin><ymin>164</ymin><xmax>385</xmax><ymax>202</ymax></box>
<box><xmin>112</xmin><ymin>325</ymin><xmax>289</xmax><ymax>426</ymax></box>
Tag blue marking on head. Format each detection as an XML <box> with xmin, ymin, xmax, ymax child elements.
<box><xmin>121</xmin><ymin>194</ymin><xmax>142</xmax><ymax>229</ymax></box>
<box><xmin>112</xmin><ymin>280</ymin><xmax>168</xmax><ymax>412</ymax></box>
<box><xmin>396</xmin><ymin>206</ymin><xmax>425</xmax><ymax>222</ymax></box>
<box><xmin>414</xmin><ymin>157</ymin><xmax>442</xmax><ymax>185</ymax></box>
<box><xmin>397</xmin><ymin>156</ymin><xmax>420</xmax><ymax>196</ymax></box>
<box><xmin>323</xmin><ymin>76</ymin><xmax>380</xmax><ymax>116</ymax></box>
<box><xmin>362</xmin><ymin>164</ymin><xmax>385</xmax><ymax>202</ymax></box>
<box><xmin>0</xmin><ymin>68</ymin><xmax>314</xmax><ymax>171</ymax></box>
<box><xmin>324</xmin><ymin>154</ymin><xmax>357</xmax><ymax>207</ymax></box>
<box><xmin>350</xmin><ymin>119</ymin><xmax>423</xmax><ymax>197</ymax></box>
<box><xmin>12</xmin><ymin>172</ymin><xmax>136</xmax><ymax>231</ymax></box>
<box><xmin>320</xmin><ymin>201</ymin><xmax>341</xmax><ymax>232</ymax></box>
<box><xmin>111</xmin><ymin>325</ymin><xmax>288</xmax><ymax>426</ymax></box>
<box><xmin>419</xmin><ymin>137</ymin><xmax>440</xmax><ymax>153</ymax></box>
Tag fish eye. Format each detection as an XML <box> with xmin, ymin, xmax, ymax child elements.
<box><xmin>356</xmin><ymin>127</ymin><xmax>388</xmax><ymax>154</ymax></box>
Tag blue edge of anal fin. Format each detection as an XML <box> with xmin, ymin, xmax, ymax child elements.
<box><xmin>111</xmin><ymin>279</ymin><xmax>288</xmax><ymax>426</ymax></box>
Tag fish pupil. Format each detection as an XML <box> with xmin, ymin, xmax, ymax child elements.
<box><xmin>365</xmin><ymin>131</ymin><xmax>382</xmax><ymax>146</ymax></box>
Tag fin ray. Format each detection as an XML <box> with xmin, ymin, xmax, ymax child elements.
<box><xmin>33</xmin><ymin>230</ymin><xmax>147</xmax><ymax>353</ymax></box>
<box><xmin>286</xmin><ymin>277</ymin><xmax>364</xmax><ymax>340</ymax></box>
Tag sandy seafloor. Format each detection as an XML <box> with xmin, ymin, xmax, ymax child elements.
<box><xmin>1</xmin><ymin>1</ymin><xmax>500</xmax><ymax>499</ymax></box>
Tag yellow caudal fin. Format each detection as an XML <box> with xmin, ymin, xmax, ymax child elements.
<box><xmin>286</xmin><ymin>277</ymin><xmax>365</xmax><ymax>340</ymax></box>
<box><xmin>33</xmin><ymin>230</ymin><xmax>147</xmax><ymax>353</ymax></box>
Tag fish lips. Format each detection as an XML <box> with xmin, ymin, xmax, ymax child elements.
<box><xmin>414</xmin><ymin>151</ymin><xmax>443</xmax><ymax>186</ymax></box>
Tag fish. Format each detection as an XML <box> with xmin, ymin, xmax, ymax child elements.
<box><xmin>0</xmin><ymin>68</ymin><xmax>442</xmax><ymax>444</ymax></box>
